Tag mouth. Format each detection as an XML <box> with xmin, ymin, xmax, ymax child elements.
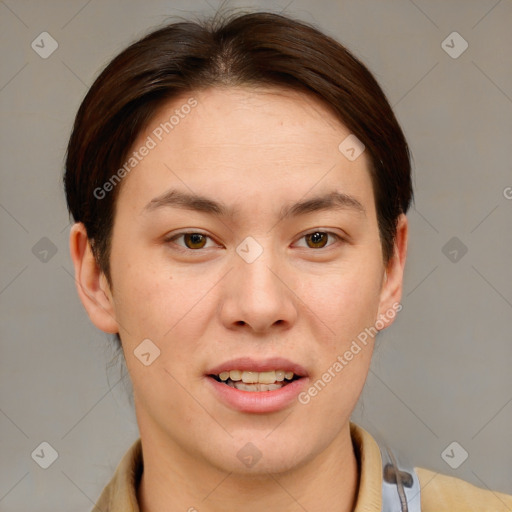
<box><xmin>208</xmin><ymin>369</ymin><xmax>302</xmax><ymax>392</ymax></box>
<box><xmin>205</xmin><ymin>357</ymin><xmax>308</xmax><ymax>412</ymax></box>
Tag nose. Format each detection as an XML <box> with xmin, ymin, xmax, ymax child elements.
<box><xmin>219</xmin><ymin>242</ymin><xmax>298</xmax><ymax>334</ymax></box>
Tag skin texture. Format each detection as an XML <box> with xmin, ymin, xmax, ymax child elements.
<box><xmin>70</xmin><ymin>86</ymin><xmax>408</xmax><ymax>512</ymax></box>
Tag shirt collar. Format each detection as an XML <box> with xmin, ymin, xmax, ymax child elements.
<box><xmin>95</xmin><ymin>422</ymin><xmax>384</xmax><ymax>512</ymax></box>
<box><xmin>350</xmin><ymin>421</ymin><xmax>383</xmax><ymax>511</ymax></box>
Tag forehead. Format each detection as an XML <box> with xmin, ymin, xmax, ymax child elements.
<box><xmin>115</xmin><ymin>86</ymin><xmax>374</xmax><ymax>216</ymax></box>
<box><xmin>159</xmin><ymin>86</ymin><xmax>352</xmax><ymax>157</ymax></box>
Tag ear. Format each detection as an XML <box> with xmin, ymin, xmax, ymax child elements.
<box><xmin>376</xmin><ymin>214</ymin><xmax>408</xmax><ymax>329</ymax></box>
<box><xmin>69</xmin><ymin>222</ymin><xmax>119</xmax><ymax>334</ymax></box>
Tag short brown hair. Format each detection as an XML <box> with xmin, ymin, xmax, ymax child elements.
<box><xmin>64</xmin><ymin>10</ymin><xmax>412</xmax><ymax>286</ymax></box>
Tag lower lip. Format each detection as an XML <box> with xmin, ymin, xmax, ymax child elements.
<box><xmin>206</xmin><ymin>376</ymin><xmax>309</xmax><ymax>413</ymax></box>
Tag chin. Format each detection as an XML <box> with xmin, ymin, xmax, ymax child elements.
<box><xmin>218</xmin><ymin>452</ymin><xmax>306</xmax><ymax>477</ymax></box>
<box><xmin>208</xmin><ymin>433</ymin><xmax>314</xmax><ymax>476</ymax></box>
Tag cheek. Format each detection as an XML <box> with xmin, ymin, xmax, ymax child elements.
<box><xmin>110</xmin><ymin>253</ymin><xmax>218</xmax><ymax>366</ymax></box>
<box><xmin>109</xmin><ymin>253</ymin><xmax>177</xmax><ymax>341</ymax></box>
<box><xmin>299</xmin><ymin>264</ymin><xmax>382</xmax><ymax>422</ymax></box>
<box><xmin>113</xmin><ymin>263</ymin><xmax>202</xmax><ymax>396</ymax></box>
<box><xmin>299</xmin><ymin>259</ymin><xmax>383</xmax><ymax>344</ymax></box>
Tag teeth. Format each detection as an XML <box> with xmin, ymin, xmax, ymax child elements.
<box><xmin>215</xmin><ymin>369</ymin><xmax>296</xmax><ymax>383</ymax></box>
<box><xmin>258</xmin><ymin>371</ymin><xmax>276</xmax><ymax>384</ymax></box>
<box><xmin>241</xmin><ymin>371</ymin><xmax>259</xmax><ymax>383</ymax></box>
<box><xmin>233</xmin><ymin>381</ymin><xmax>285</xmax><ymax>392</ymax></box>
<box><xmin>229</xmin><ymin>370</ymin><xmax>242</xmax><ymax>381</ymax></box>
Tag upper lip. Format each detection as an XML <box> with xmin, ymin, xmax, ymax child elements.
<box><xmin>207</xmin><ymin>357</ymin><xmax>308</xmax><ymax>377</ymax></box>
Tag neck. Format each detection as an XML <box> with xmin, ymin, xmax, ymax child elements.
<box><xmin>137</xmin><ymin>421</ymin><xmax>360</xmax><ymax>512</ymax></box>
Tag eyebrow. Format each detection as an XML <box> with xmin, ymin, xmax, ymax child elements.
<box><xmin>143</xmin><ymin>188</ymin><xmax>366</xmax><ymax>221</ymax></box>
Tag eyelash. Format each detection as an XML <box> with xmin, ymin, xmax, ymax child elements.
<box><xmin>164</xmin><ymin>230</ymin><xmax>345</xmax><ymax>253</ymax></box>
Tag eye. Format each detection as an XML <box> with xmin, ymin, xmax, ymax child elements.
<box><xmin>165</xmin><ymin>232</ymin><xmax>218</xmax><ymax>251</ymax></box>
<box><xmin>295</xmin><ymin>231</ymin><xmax>343</xmax><ymax>249</ymax></box>
<box><xmin>165</xmin><ymin>230</ymin><xmax>344</xmax><ymax>252</ymax></box>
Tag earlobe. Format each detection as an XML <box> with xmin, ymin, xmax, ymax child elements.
<box><xmin>69</xmin><ymin>222</ymin><xmax>119</xmax><ymax>334</ymax></box>
<box><xmin>376</xmin><ymin>214</ymin><xmax>408</xmax><ymax>329</ymax></box>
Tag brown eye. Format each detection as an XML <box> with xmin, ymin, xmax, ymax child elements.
<box><xmin>165</xmin><ymin>231</ymin><xmax>219</xmax><ymax>253</ymax></box>
<box><xmin>305</xmin><ymin>231</ymin><xmax>329</xmax><ymax>248</ymax></box>
<box><xmin>183</xmin><ymin>233</ymin><xmax>208</xmax><ymax>249</ymax></box>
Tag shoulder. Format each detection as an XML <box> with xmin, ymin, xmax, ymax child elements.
<box><xmin>416</xmin><ymin>466</ymin><xmax>512</xmax><ymax>512</ymax></box>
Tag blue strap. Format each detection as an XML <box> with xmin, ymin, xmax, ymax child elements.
<box><xmin>379</xmin><ymin>443</ymin><xmax>422</xmax><ymax>512</ymax></box>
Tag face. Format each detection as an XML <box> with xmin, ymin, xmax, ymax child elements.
<box><xmin>72</xmin><ymin>86</ymin><xmax>406</xmax><ymax>475</ymax></box>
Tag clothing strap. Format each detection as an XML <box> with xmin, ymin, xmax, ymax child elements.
<box><xmin>379</xmin><ymin>443</ymin><xmax>422</xmax><ymax>512</ymax></box>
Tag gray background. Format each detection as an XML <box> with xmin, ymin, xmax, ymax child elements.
<box><xmin>1</xmin><ymin>0</ymin><xmax>511</xmax><ymax>510</ymax></box>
